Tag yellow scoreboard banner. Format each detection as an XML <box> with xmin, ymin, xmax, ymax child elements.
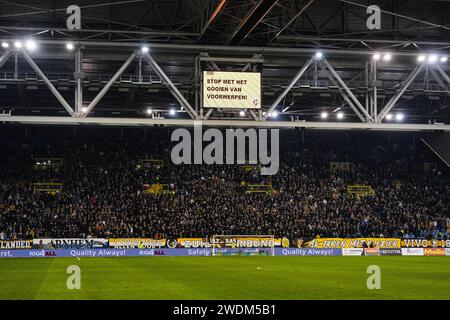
<box><xmin>304</xmin><ymin>238</ymin><xmax>401</xmax><ymax>248</ymax></box>
<box><xmin>203</xmin><ymin>71</ymin><xmax>261</xmax><ymax>109</ymax></box>
<box><xmin>177</xmin><ymin>238</ymin><xmax>212</xmax><ymax>248</ymax></box>
<box><xmin>176</xmin><ymin>237</ymin><xmax>282</xmax><ymax>248</ymax></box>
<box><xmin>231</xmin><ymin>237</ymin><xmax>282</xmax><ymax>247</ymax></box>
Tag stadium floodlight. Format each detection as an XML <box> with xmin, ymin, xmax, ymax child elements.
<box><xmin>14</xmin><ymin>41</ymin><xmax>22</xmax><ymax>49</ymax></box>
<box><xmin>336</xmin><ymin>112</ymin><xmax>344</xmax><ymax>119</ymax></box>
<box><xmin>141</xmin><ymin>46</ymin><xmax>149</xmax><ymax>53</ymax></box>
<box><xmin>146</xmin><ymin>108</ymin><xmax>153</xmax><ymax>115</ymax></box>
<box><xmin>385</xmin><ymin>113</ymin><xmax>393</xmax><ymax>120</ymax></box>
<box><xmin>66</xmin><ymin>43</ymin><xmax>74</xmax><ymax>51</ymax></box>
<box><xmin>383</xmin><ymin>53</ymin><xmax>392</xmax><ymax>61</ymax></box>
<box><xmin>270</xmin><ymin>110</ymin><xmax>278</xmax><ymax>118</ymax></box>
<box><xmin>81</xmin><ymin>107</ymin><xmax>87</xmax><ymax>113</ymax></box>
<box><xmin>314</xmin><ymin>51</ymin><xmax>323</xmax><ymax>60</ymax></box>
<box><xmin>1</xmin><ymin>42</ymin><xmax>9</xmax><ymax>48</ymax></box>
<box><xmin>320</xmin><ymin>112</ymin><xmax>328</xmax><ymax>119</ymax></box>
<box><xmin>395</xmin><ymin>113</ymin><xmax>404</xmax><ymax>121</ymax></box>
<box><xmin>417</xmin><ymin>55</ymin><xmax>426</xmax><ymax>63</ymax></box>
<box><xmin>428</xmin><ymin>54</ymin><xmax>438</xmax><ymax>64</ymax></box>
<box><xmin>440</xmin><ymin>56</ymin><xmax>448</xmax><ymax>63</ymax></box>
<box><xmin>25</xmin><ymin>39</ymin><xmax>37</xmax><ymax>51</ymax></box>
<box><xmin>372</xmin><ymin>53</ymin><xmax>381</xmax><ymax>61</ymax></box>
<box><xmin>169</xmin><ymin>108</ymin><xmax>176</xmax><ymax>116</ymax></box>
<box><xmin>239</xmin><ymin>110</ymin><xmax>245</xmax><ymax>117</ymax></box>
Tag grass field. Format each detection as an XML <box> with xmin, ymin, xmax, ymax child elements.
<box><xmin>0</xmin><ymin>256</ymin><xmax>449</xmax><ymax>300</ymax></box>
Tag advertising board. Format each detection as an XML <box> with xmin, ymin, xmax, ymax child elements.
<box><xmin>423</xmin><ymin>248</ymin><xmax>446</xmax><ymax>256</ymax></box>
<box><xmin>342</xmin><ymin>248</ymin><xmax>364</xmax><ymax>256</ymax></box>
<box><xmin>304</xmin><ymin>238</ymin><xmax>401</xmax><ymax>248</ymax></box>
<box><xmin>401</xmin><ymin>248</ymin><xmax>424</xmax><ymax>256</ymax></box>
<box><xmin>379</xmin><ymin>248</ymin><xmax>402</xmax><ymax>256</ymax></box>
<box><xmin>277</xmin><ymin>248</ymin><xmax>342</xmax><ymax>256</ymax></box>
<box><xmin>364</xmin><ymin>248</ymin><xmax>380</xmax><ymax>256</ymax></box>
<box><xmin>203</xmin><ymin>71</ymin><xmax>261</xmax><ymax>109</ymax></box>
<box><xmin>108</xmin><ymin>238</ymin><xmax>166</xmax><ymax>249</ymax></box>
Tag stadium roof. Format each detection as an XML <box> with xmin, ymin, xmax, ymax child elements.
<box><xmin>0</xmin><ymin>0</ymin><xmax>450</xmax><ymax>131</ymax></box>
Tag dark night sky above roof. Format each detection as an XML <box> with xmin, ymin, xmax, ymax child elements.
<box><xmin>0</xmin><ymin>0</ymin><xmax>449</xmax><ymax>47</ymax></box>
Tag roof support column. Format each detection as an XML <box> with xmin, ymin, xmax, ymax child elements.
<box><xmin>322</xmin><ymin>58</ymin><xmax>373</xmax><ymax>122</ymax></box>
<box><xmin>21</xmin><ymin>50</ymin><xmax>75</xmax><ymax>116</ymax></box>
<box><xmin>263</xmin><ymin>57</ymin><xmax>314</xmax><ymax>120</ymax></box>
<box><xmin>318</xmin><ymin>62</ymin><xmax>365</xmax><ymax>122</ymax></box>
<box><xmin>0</xmin><ymin>50</ymin><xmax>12</xmax><ymax>69</ymax></box>
<box><xmin>435</xmin><ymin>64</ymin><xmax>450</xmax><ymax>86</ymax></box>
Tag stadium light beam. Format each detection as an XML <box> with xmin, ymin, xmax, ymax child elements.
<box><xmin>1</xmin><ymin>42</ymin><xmax>9</xmax><ymax>48</ymax></box>
<box><xmin>383</xmin><ymin>53</ymin><xmax>392</xmax><ymax>61</ymax></box>
<box><xmin>14</xmin><ymin>41</ymin><xmax>22</xmax><ymax>49</ymax></box>
<box><xmin>336</xmin><ymin>112</ymin><xmax>344</xmax><ymax>120</ymax></box>
<box><xmin>66</xmin><ymin>43</ymin><xmax>74</xmax><ymax>51</ymax></box>
<box><xmin>428</xmin><ymin>54</ymin><xmax>438</xmax><ymax>64</ymax></box>
<box><xmin>385</xmin><ymin>113</ymin><xmax>393</xmax><ymax>120</ymax></box>
<box><xmin>373</xmin><ymin>53</ymin><xmax>381</xmax><ymax>61</ymax></box>
<box><xmin>320</xmin><ymin>112</ymin><xmax>328</xmax><ymax>119</ymax></box>
<box><xmin>396</xmin><ymin>113</ymin><xmax>404</xmax><ymax>121</ymax></box>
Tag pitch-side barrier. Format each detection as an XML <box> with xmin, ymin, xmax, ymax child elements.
<box><xmin>1</xmin><ymin>247</ymin><xmax>450</xmax><ymax>258</ymax></box>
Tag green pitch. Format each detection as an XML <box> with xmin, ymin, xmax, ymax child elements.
<box><xmin>0</xmin><ymin>256</ymin><xmax>449</xmax><ymax>300</ymax></box>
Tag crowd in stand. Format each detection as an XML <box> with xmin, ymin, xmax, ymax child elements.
<box><xmin>0</xmin><ymin>134</ymin><xmax>449</xmax><ymax>242</ymax></box>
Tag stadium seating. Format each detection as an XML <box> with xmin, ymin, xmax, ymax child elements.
<box><xmin>0</xmin><ymin>137</ymin><xmax>449</xmax><ymax>242</ymax></box>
